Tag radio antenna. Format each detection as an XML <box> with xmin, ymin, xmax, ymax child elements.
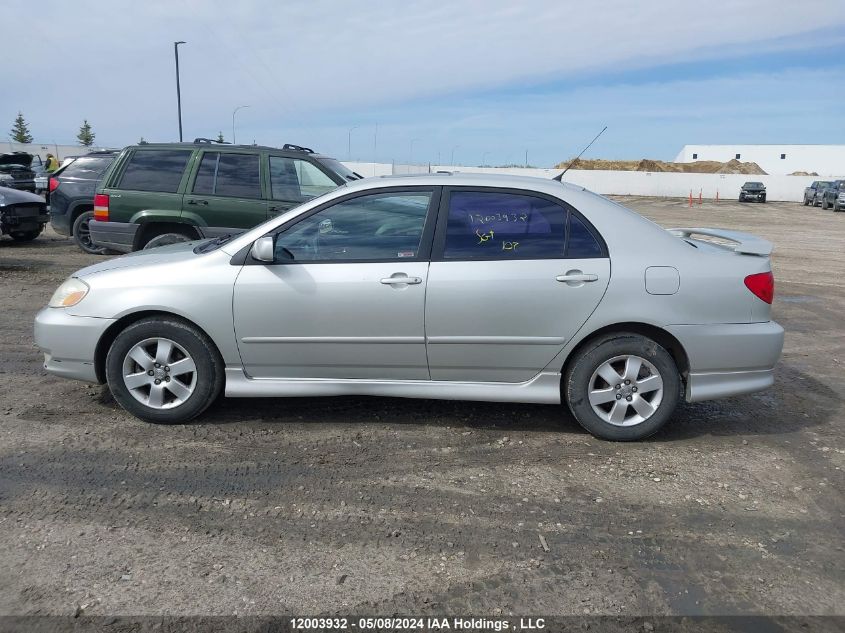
<box><xmin>553</xmin><ymin>126</ymin><xmax>607</xmax><ymax>181</ymax></box>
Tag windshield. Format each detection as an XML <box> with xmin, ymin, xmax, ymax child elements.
<box><xmin>745</xmin><ymin>182</ymin><xmax>763</xmax><ymax>187</ymax></box>
<box><xmin>318</xmin><ymin>157</ymin><xmax>361</xmax><ymax>182</ymax></box>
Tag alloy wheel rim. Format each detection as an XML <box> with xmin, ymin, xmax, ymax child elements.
<box><xmin>587</xmin><ymin>354</ymin><xmax>664</xmax><ymax>427</ymax></box>
<box><xmin>122</xmin><ymin>337</ymin><xmax>197</xmax><ymax>409</ymax></box>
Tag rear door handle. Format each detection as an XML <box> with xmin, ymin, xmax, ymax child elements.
<box><xmin>187</xmin><ymin>199</ymin><xmax>208</xmax><ymax>205</ymax></box>
<box><xmin>380</xmin><ymin>275</ymin><xmax>423</xmax><ymax>285</ymax></box>
<box><xmin>556</xmin><ymin>272</ymin><xmax>599</xmax><ymax>283</ymax></box>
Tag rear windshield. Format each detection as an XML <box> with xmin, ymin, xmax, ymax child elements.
<box><xmin>62</xmin><ymin>155</ymin><xmax>116</xmax><ymax>178</ymax></box>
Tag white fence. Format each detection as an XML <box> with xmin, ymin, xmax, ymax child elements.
<box><xmin>342</xmin><ymin>162</ymin><xmax>818</xmax><ymax>202</ymax></box>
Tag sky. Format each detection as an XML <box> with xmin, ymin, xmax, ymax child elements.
<box><xmin>4</xmin><ymin>0</ymin><xmax>845</xmax><ymax>166</ymax></box>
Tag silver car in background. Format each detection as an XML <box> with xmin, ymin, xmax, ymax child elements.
<box><xmin>34</xmin><ymin>174</ymin><xmax>784</xmax><ymax>440</ymax></box>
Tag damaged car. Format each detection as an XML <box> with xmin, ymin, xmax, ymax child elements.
<box><xmin>0</xmin><ymin>185</ymin><xmax>49</xmax><ymax>242</ymax></box>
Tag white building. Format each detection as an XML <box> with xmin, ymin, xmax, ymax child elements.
<box><xmin>674</xmin><ymin>144</ymin><xmax>845</xmax><ymax>177</ymax></box>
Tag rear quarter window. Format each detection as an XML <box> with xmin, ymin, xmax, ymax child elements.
<box><xmin>117</xmin><ymin>149</ymin><xmax>192</xmax><ymax>193</ymax></box>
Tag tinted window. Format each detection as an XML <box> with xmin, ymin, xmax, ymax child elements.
<box><xmin>214</xmin><ymin>153</ymin><xmax>261</xmax><ymax>198</ymax></box>
<box><xmin>567</xmin><ymin>214</ymin><xmax>603</xmax><ymax>258</ymax></box>
<box><xmin>443</xmin><ymin>191</ymin><xmax>567</xmax><ymax>259</ymax></box>
<box><xmin>61</xmin><ymin>155</ymin><xmax>115</xmax><ymax>178</ymax></box>
<box><xmin>275</xmin><ymin>192</ymin><xmax>431</xmax><ymax>262</ymax></box>
<box><xmin>270</xmin><ymin>157</ymin><xmax>336</xmax><ymax>201</ymax></box>
<box><xmin>192</xmin><ymin>152</ymin><xmax>217</xmax><ymax>195</ymax></box>
<box><xmin>118</xmin><ymin>150</ymin><xmax>191</xmax><ymax>193</ymax></box>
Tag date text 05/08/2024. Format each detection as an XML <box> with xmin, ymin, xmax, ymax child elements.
<box><xmin>290</xmin><ymin>617</ymin><xmax>547</xmax><ymax>631</ymax></box>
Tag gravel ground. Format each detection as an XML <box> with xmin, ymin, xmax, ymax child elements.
<box><xmin>0</xmin><ymin>197</ymin><xmax>842</xmax><ymax>617</ymax></box>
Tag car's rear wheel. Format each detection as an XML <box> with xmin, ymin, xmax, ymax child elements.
<box><xmin>105</xmin><ymin>317</ymin><xmax>223</xmax><ymax>424</ymax></box>
<box><xmin>73</xmin><ymin>211</ymin><xmax>107</xmax><ymax>254</ymax></box>
<box><xmin>822</xmin><ymin>198</ymin><xmax>830</xmax><ymax>210</ymax></box>
<box><xmin>143</xmin><ymin>232</ymin><xmax>194</xmax><ymax>250</ymax></box>
<box><xmin>564</xmin><ymin>333</ymin><xmax>682</xmax><ymax>441</ymax></box>
<box><xmin>10</xmin><ymin>229</ymin><xmax>42</xmax><ymax>241</ymax></box>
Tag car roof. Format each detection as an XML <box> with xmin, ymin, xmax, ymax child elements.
<box><xmin>343</xmin><ymin>172</ymin><xmax>581</xmax><ymax>196</ymax></box>
<box><xmin>126</xmin><ymin>142</ymin><xmax>333</xmax><ymax>159</ymax></box>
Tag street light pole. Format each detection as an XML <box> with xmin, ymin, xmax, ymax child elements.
<box><xmin>348</xmin><ymin>126</ymin><xmax>359</xmax><ymax>160</ymax></box>
<box><xmin>482</xmin><ymin>151</ymin><xmax>490</xmax><ymax>166</ymax></box>
<box><xmin>409</xmin><ymin>138</ymin><xmax>420</xmax><ymax>164</ymax></box>
<box><xmin>174</xmin><ymin>41</ymin><xmax>186</xmax><ymax>142</ymax></box>
<box><xmin>450</xmin><ymin>145</ymin><xmax>460</xmax><ymax>166</ymax></box>
<box><xmin>232</xmin><ymin>105</ymin><xmax>250</xmax><ymax>144</ymax></box>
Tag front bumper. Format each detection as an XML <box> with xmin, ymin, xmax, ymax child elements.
<box><xmin>34</xmin><ymin>307</ymin><xmax>115</xmax><ymax>383</ymax></box>
<box><xmin>89</xmin><ymin>220</ymin><xmax>138</xmax><ymax>253</ymax></box>
<box><xmin>665</xmin><ymin>321</ymin><xmax>784</xmax><ymax>402</ymax></box>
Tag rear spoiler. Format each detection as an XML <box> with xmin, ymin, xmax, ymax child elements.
<box><xmin>668</xmin><ymin>227</ymin><xmax>773</xmax><ymax>256</ymax></box>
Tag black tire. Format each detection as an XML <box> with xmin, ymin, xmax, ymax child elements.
<box><xmin>10</xmin><ymin>229</ymin><xmax>42</xmax><ymax>241</ymax></box>
<box><xmin>760</xmin><ymin>195</ymin><xmax>766</xmax><ymax>203</ymax></box>
<box><xmin>143</xmin><ymin>231</ymin><xmax>194</xmax><ymax>250</ymax></box>
<box><xmin>822</xmin><ymin>198</ymin><xmax>830</xmax><ymax>210</ymax></box>
<box><xmin>564</xmin><ymin>333</ymin><xmax>682</xmax><ymax>441</ymax></box>
<box><xmin>803</xmin><ymin>197</ymin><xmax>809</xmax><ymax>206</ymax></box>
<box><xmin>835</xmin><ymin>201</ymin><xmax>842</xmax><ymax>212</ymax></box>
<box><xmin>73</xmin><ymin>210</ymin><xmax>107</xmax><ymax>255</ymax></box>
<box><xmin>105</xmin><ymin>317</ymin><xmax>224</xmax><ymax>424</ymax></box>
<box><xmin>738</xmin><ymin>196</ymin><xmax>744</xmax><ymax>202</ymax></box>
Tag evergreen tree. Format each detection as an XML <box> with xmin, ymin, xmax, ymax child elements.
<box><xmin>216</xmin><ymin>131</ymin><xmax>225</xmax><ymax>143</ymax></box>
<box><xmin>10</xmin><ymin>112</ymin><xmax>33</xmax><ymax>144</ymax></box>
<box><xmin>77</xmin><ymin>120</ymin><xmax>96</xmax><ymax>147</ymax></box>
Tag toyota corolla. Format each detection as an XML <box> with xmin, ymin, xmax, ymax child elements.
<box><xmin>34</xmin><ymin>174</ymin><xmax>784</xmax><ymax>440</ymax></box>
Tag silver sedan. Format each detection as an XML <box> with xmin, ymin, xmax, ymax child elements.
<box><xmin>34</xmin><ymin>174</ymin><xmax>784</xmax><ymax>440</ymax></box>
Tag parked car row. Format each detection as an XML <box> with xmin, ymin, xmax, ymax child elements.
<box><xmin>804</xmin><ymin>179</ymin><xmax>844</xmax><ymax>211</ymax></box>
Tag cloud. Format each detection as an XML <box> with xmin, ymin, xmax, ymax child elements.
<box><xmin>3</xmin><ymin>0</ymin><xmax>844</xmax><ymax>158</ymax></box>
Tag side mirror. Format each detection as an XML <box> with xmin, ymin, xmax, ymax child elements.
<box><xmin>252</xmin><ymin>236</ymin><xmax>275</xmax><ymax>263</ymax></box>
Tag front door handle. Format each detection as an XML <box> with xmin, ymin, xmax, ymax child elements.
<box><xmin>187</xmin><ymin>199</ymin><xmax>208</xmax><ymax>206</ymax></box>
<box><xmin>556</xmin><ymin>271</ymin><xmax>599</xmax><ymax>284</ymax></box>
<box><xmin>380</xmin><ymin>275</ymin><xmax>423</xmax><ymax>285</ymax></box>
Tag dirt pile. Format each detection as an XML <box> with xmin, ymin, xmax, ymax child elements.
<box><xmin>555</xmin><ymin>157</ymin><xmax>768</xmax><ymax>175</ymax></box>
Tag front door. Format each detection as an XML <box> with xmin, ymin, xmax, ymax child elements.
<box><xmin>233</xmin><ymin>188</ymin><xmax>437</xmax><ymax>380</ymax></box>
<box><xmin>425</xmin><ymin>188</ymin><xmax>610</xmax><ymax>383</ymax></box>
<box><xmin>183</xmin><ymin>151</ymin><xmax>267</xmax><ymax>233</ymax></box>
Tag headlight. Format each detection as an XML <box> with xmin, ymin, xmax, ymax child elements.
<box><xmin>48</xmin><ymin>277</ymin><xmax>90</xmax><ymax>308</ymax></box>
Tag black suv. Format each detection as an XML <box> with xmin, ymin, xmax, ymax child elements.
<box><xmin>49</xmin><ymin>150</ymin><xmax>120</xmax><ymax>253</ymax></box>
<box><xmin>89</xmin><ymin>140</ymin><xmax>359</xmax><ymax>252</ymax></box>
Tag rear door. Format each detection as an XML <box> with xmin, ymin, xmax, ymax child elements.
<box><xmin>267</xmin><ymin>155</ymin><xmax>340</xmax><ymax>218</ymax></box>
<box><xmin>182</xmin><ymin>151</ymin><xmax>267</xmax><ymax>234</ymax></box>
<box><xmin>101</xmin><ymin>148</ymin><xmax>192</xmax><ymax>222</ymax></box>
<box><xmin>425</xmin><ymin>188</ymin><xmax>610</xmax><ymax>382</ymax></box>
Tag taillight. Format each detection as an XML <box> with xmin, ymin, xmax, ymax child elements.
<box><xmin>744</xmin><ymin>271</ymin><xmax>774</xmax><ymax>304</ymax></box>
<box><xmin>49</xmin><ymin>177</ymin><xmax>59</xmax><ymax>192</ymax></box>
<box><xmin>93</xmin><ymin>193</ymin><xmax>110</xmax><ymax>221</ymax></box>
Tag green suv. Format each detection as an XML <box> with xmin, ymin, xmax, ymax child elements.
<box><xmin>89</xmin><ymin>140</ymin><xmax>358</xmax><ymax>252</ymax></box>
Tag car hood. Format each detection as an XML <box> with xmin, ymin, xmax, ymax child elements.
<box><xmin>74</xmin><ymin>240</ymin><xmax>206</xmax><ymax>278</ymax></box>
<box><xmin>0</xmin><ymin>152</ymin><xmax>34</xmax><ymax>168</ymax></box>
<box><xmin>0</xmin><ymin>185</ymin><xmax>45</xmax><ymax>205</ymax></box>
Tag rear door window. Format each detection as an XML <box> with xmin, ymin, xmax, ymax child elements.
<box><xmin>191</xmin><ymin>152</ymin><xmax>262</xmax><ymax>199</ymax></box>
<box><xmin>117</xmin><ymin>149</ymin><xmax>192</xmax><ymax>193</ymax></box>
<box><xmin>442</xmin><ymin>190</ymin><xmax>567</xmax><ymax>259</ymax></box>
<box><xmin>439</xmin><ymin>189</ymin><xmax>605</xmax><ymax>260</ymax></box>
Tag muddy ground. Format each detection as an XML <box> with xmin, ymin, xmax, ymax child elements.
<box><xmin>0</xmin><ymin>197</ymin><xmax>842</xmax><ymax>618</ymax></box>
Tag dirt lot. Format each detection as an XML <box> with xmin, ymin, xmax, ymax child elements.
<box><xmin>0</xmin><ymin>197</ymin><xmax>842</xmax><ymax>618</ymax></box>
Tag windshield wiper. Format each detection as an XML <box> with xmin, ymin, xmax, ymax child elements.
<box><xmin>193</xmin><ymin>233</ymin><xmax>234</xmax><ymax>254</ymax></box>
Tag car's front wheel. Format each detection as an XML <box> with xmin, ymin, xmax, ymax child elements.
<box><xmin>105</xmin><ymin>317</ymin><xmax>224</xmax><ymax>424</ymax></box>
<box><xmin>564</xmin><ymin>333</ymin><xmax>682</xmax><ymax>441</ymax></box>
